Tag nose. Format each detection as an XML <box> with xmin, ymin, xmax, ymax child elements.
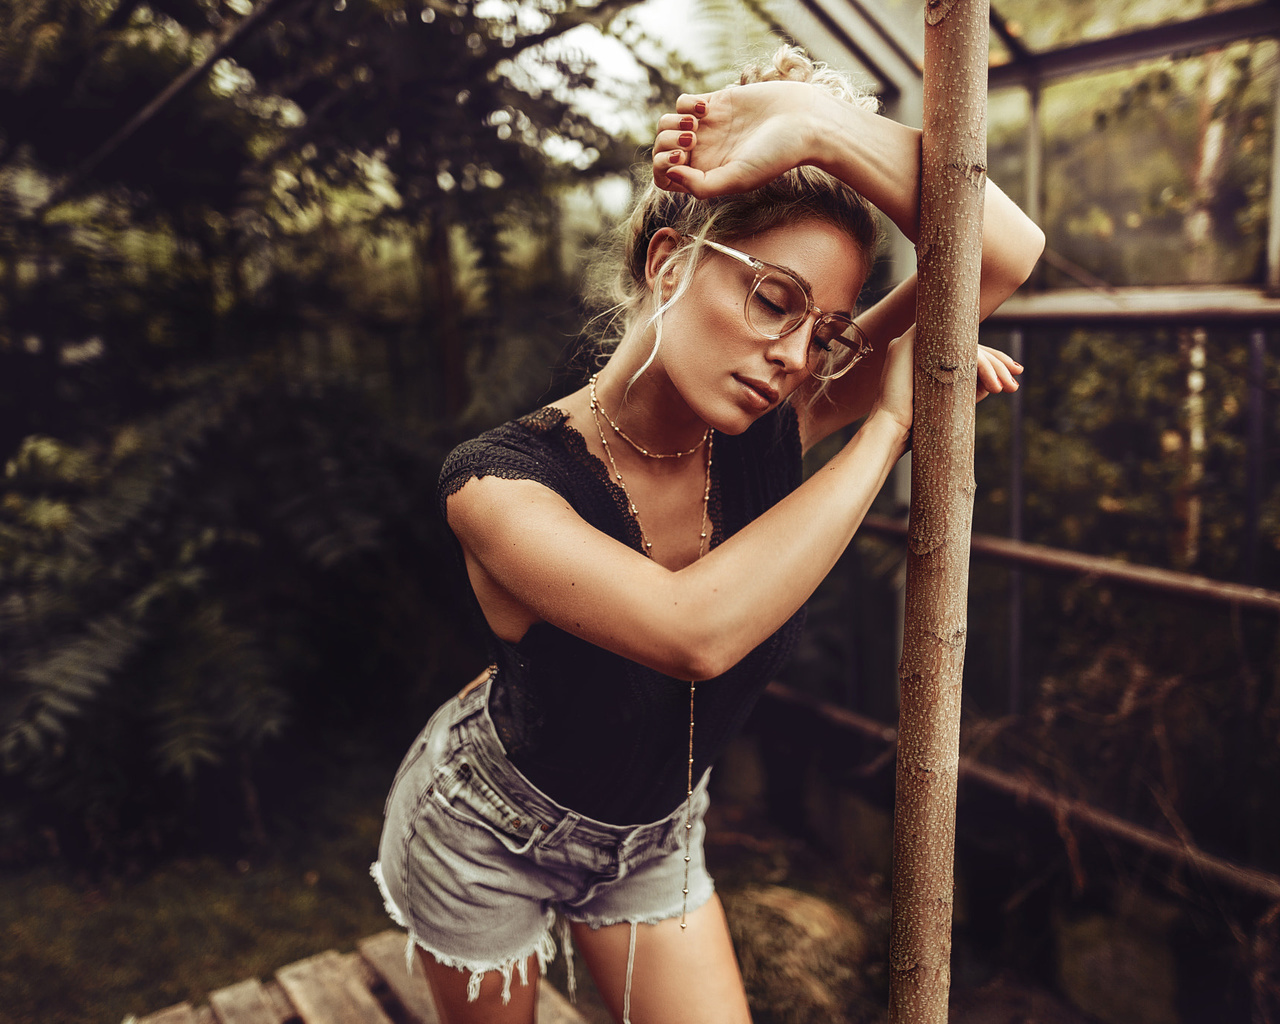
<box><xmin>763</xmin><ymin>318</ymin><xmax>816</xmax><ymax>374</ymax></box>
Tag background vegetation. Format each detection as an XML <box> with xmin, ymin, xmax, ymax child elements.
<box><xmin>1</xmin><ymin>0</ymin><xmax>1278</xmax><ymax>1021</ymax></box>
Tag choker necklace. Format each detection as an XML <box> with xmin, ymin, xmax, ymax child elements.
<box><xmin>589</xmin><ymin>374</ymin><xmax>710</xmax><ymax>459</ymax></box>
<box><xmin>588</xmin><ymin>377</ymin><xmax>712</xmax><ymax>929</ymax></box>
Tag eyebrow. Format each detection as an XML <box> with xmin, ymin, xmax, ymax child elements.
<box><xmin>715</xmin><ymin>239</ymin><xmax>857</xmax><ymax>318</ymax></box>
<box><xmin>770</xmin><ymin>259</ymin><xmax>856</xmax><ymax>320</ymax></box>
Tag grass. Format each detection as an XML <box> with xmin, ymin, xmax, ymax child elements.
<box><xmin>0</xmin><ymin>772</ymin><xmax>394</xmax><ymax>1024</ymax></box>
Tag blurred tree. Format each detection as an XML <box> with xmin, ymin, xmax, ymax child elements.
<box><xmin>0</xmin><ymin>0</ymin><xmax>703</xmax><ymax>865</ymax></box>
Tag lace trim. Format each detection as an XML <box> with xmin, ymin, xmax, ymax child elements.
<box><xmin>439</xmin><ymin>405</ymin><xmax>725</xmax><ymax>553</ymax></box>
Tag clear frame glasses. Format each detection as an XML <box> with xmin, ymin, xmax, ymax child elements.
<box><xmin>700</xmin><ymin>238</ymin><xmax>870</xmax><ymax>382</ymax></box>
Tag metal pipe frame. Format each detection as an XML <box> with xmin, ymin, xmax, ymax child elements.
<box><xmin>860</xmin><ymin>513</ymin><xmax>1280</xmax><ymax>613</ymax></box>
<box><xmin>988</xmin><ymin>3</ymin><xmax>1280</xmax><ymax>91</ymax></box>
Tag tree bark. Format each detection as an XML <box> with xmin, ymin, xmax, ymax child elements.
<box><xmin>887</xmin><ymin>1</ymin><xmax>988</xmax><ymax>1020</ymax></box>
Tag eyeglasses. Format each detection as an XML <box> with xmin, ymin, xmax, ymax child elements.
<box><xmin>700</xmin><ymin>238</ymin><xmax>870</xmax><ymax>382</ymax></box>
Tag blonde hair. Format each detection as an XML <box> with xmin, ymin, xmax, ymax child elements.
<box><xmin>586</xmin><ymin>45</ymin><xmax>881</xmax><ymax>386</ymax></box>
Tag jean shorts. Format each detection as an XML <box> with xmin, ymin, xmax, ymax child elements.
<box><xmin>370</xmin><ymin>673</ymin><xmax>715</xmax><ymax>1006</ymax></box>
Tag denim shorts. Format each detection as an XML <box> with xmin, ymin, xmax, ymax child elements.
<box><xmin>370</xmin><ymin>674</ymin><xmax>715</xmax><ymax>1007</ymax></box>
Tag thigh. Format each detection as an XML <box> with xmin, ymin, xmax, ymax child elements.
<box><xmin>571</xmin><ymin>894</ymin><xmax>751</xmax><ymax>1024</ymax></box>
<box><xmin>420</xmin><ymin>949</ymin><xmax>539</xmax><ymax>1024</ymax></box>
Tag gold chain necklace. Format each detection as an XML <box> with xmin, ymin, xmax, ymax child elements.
<box><xmin>589</xmin><ymin>374</ymin><xmax>709</xmax><ymax>460</ymax></box>
<box><xmin>588</xmin><ymin>377</ymin><xmax>712</xmax><ymax>928</ymax></box>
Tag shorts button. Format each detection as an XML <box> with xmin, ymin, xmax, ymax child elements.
<box><xmin>539</xmin><ymin>823</ymin><xmax>549</xmax><ymax>831</ymax></box>
<box><xmin>511</xmin><ymin>818</ymin><xmax>522</xmax><ymax>829</ymax></box>
<box><xmin>459</xmin><ymin>763</ymin><xmax>471</xmax><ymax>777</ymax></box>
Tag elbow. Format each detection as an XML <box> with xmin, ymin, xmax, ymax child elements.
<box><xmin>661</xmin><ymin>629</ymin><xmax>742</xmax><ymax>682</ymax></box>
<box><xmin>992</xmin><ymin>223</ymin><xmax>1045</xmax><ymax>300</ymax></box>
<box><xmin>1005</xmin><ymin>222</ymin><xmax>1045</xmax><ymax>290</ymax></box>
<box><xmin>1022</xmin><ymin>223</ymin><xmax>1047</xmax><ymax>280</ymax></box>
<box><xmin>663</xmin><ymin>643</ymin><xmax>734</xmax><ymax>683</ymax></box>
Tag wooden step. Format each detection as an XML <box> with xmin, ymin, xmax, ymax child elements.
<box><xmin>135</xmin><ymin>929</ymin><xmax>589</xmax><ymax>1024</ymax></box>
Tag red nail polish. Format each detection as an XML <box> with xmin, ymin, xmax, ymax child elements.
<box><xmin>680</xmin><ymin>117</ymin><xmax>695</xmax><ymax>131</ymax></box>
<box><xmin>694</xmin><ymin>101</ymin><xmax>706</xmax><ymax>116</ymax></box>
<box><xmin>678</xmin><ymin>132</ymin><xmax>693</xmax><ymax>146</ymax></box>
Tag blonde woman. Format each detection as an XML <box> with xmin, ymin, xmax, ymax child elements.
<box><xmin>372</xmin><ymin>46</ymin><xmax>1043</xmax><ymax>1024</ymax></box>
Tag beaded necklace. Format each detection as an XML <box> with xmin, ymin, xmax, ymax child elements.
<box><xmin>587</xmin><ymin>373</ymin><xmax>712</xmax><ymax>929</ymax></box>
<box><xmin>589</xmin><ymin>374</ymin><xmax>710</xmax><ymax>460</ymax></box>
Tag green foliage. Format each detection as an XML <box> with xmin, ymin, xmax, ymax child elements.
<box><xmin>0</xmin><ymin>0</ymin><xmax>711</xmax><ymax>864</ymax></box>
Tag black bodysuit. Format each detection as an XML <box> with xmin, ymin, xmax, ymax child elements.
<box><xmin>438</xmin><ymin>402</ymin><xmax>806</xmax><ymax>825</ymax></box>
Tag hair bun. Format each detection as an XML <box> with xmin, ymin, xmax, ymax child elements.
<box><xmin>739</xmin><ymin>44</ymin><xmax>878</xmax><ymax>112</ymax></box>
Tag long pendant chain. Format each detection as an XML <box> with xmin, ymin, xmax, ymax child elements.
<box><xmin>587</xmin><ymin>380</ymin><xmax>712</xmax><ymax>929</ymax></box>
<box><xmin>681</xmin><ymin>675</ymin><xmax>696</xmax><ymax>929</ymax></box>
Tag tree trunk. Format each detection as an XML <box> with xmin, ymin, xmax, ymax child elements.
<box><xmin>887</xmin><ymin>1</ymin><xmax>988</xmax><ymax>1020</ymax></box>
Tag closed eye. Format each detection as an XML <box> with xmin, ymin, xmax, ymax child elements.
<box><xmin>752</xmin><ymin>291</ymin><xmax>787</xmax><ymax>316</ymax></box>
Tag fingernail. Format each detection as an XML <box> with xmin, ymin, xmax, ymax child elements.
<box><xmin>678</xmin><ymin>132</ymin><xmax>693</xmax><ymax>146</ymax></box>
<box><xmin>680</xmin><ymin>117</ymin><xmax>695</xmax><ymax>131</ymax></box>
<box><xmin>669</xmin><ymin>151</ymin><xmax>682</xmax><ymax>164</ymax></box>
<box><xmin>694</xmin><ymin>101</ymin><xmax>707</xmax><ymax>116</ymax></box>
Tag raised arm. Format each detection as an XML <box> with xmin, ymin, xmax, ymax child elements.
<box><xmin>654</xmin><ymin>81</ymin><xmax>1044</xmax><ymax>445</ymax></box>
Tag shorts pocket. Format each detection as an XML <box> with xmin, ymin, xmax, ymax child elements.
<box><xmin>428</xmin><ymin>756</ymin><xmax>539</xmax><ymax>856</ymax></box>
<box><xmin>384</xmin><ymin>724</ymin><xmax>433</xmax><ymax>816</ymax></box>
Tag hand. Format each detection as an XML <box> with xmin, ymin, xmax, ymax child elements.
<box><xmin>975</xmin><ymin>344</ymin><xmax>1022</xmax><ymax>402</ymax></box>
<box><xmin>652</xmin><ymin>82</ymin><xmax>826</xmax><ymax>198</ymax></box>
<box><xmin>870</xmin><ymin>325</ymin><xmax>914</xmax><ymax>439</ymax></box>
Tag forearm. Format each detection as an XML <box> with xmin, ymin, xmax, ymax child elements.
<box><xmin>808</xmin><ymin>95</ymin><xmax>1044</xmax><ymax>300</ymax></box>
<box><xmin>666</xmin><ymin>411</ymin><xmax>907</xmax><ymax>677</ymax></box>
<box><xmin>453</xmin><ymin>410</ymin><xmax>907</xmax><ymax>681</ymax></box>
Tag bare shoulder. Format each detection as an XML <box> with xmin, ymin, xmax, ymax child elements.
<box><xmin>445</xmin><ymin>472</ymin><xmax>577</xmax><ymax>552</ymax></box>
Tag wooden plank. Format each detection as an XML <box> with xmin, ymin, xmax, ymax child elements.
<box><xmin>537</xmin><ymin>982</ymin><xmax>589</xmax><ymax>1024</ymax></box>
<box><xmin>137</xmin><ymin>1004</ymin><xmax>199</xmax><ymax>1024</ymax></box>
<box><xmin>277</xmin><ymin>949</ymin><xmax>394</xmax><ymax>1024</ymax></box>
<box><xmin>358</xmin><ymin>930</ymin><xmax>440</xmax><ymax>1024</ymax></box>
<box><xmin>259</xmin><ymin>980</ymin><xmax>295</xmax><ymax>1023</ymax></box>
<box><xmin>209</xmin><ymin>977</ymin><xmax>282</xmax><ymax>1024</ymax></box>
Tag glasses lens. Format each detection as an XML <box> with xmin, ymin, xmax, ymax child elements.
<box><xmin>746</xmin><ymin>271</ymin><xmax>808</xmax><ymax>338</ymax></box>
<box><xmin>809</xmin><ymin>316</ymin><xmax>869</xmax><ymax>381</ymax></box>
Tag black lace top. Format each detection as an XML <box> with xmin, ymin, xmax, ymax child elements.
<box><xmin>437</xmin><ymin>403</ymin><xmax>806</xmax><ymax>824</ymax></box>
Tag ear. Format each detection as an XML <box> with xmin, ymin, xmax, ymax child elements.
<box><xmin>643</xmin><ymin>227</ymin><xmax>683</xmax><ymax>293</ymax></box>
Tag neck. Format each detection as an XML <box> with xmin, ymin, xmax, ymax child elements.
<box><xmin>592</xmin><ymin>335</ymin><xmax>710</xmax><ymax>457</ymax></box>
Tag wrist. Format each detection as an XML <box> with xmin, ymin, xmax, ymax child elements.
<box><xmin>863</xmin><ymin>407</ymin><xmax>912</xmax><ymax>462</ymax></box>
<box><xmin>803</xmin><ymin>91</ymin><xmax>847</xmax><ymax>174</ymax></box>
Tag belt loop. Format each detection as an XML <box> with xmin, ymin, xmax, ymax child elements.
<box><xmin>539</xmin><ymin>811</ymin><xmax>580</xmax><ymax>849</ymax></box>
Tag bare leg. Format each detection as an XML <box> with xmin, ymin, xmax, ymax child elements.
<box><xmin>571</xmin><ymin>894</ymin><xmax>751</xmax><ymax>1024</ymax></box>
<box><xmin>419</xmin><ymin>949</ymin><xmax>539</xmax><ymax>1024</ymax></box>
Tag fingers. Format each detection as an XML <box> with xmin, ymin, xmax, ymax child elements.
<box><xmin>653</xmin><ymin>95</ymin><xmax>711</xmax><ymax>193</ymax></box>
<box><xmin>652</xmin><ymin>134</ymin><xmax>696</xmax><ymax>194</ymax></box>
<box><xmin>656</xmin><ymin>113</ymin><xmax>699</xmax><ymax>133</ymax></box>
<box><xmin>652</xmin><ymin>114</ymin><xmax>699</xmax><ymax>193</ymax></box>
<box><xmin>976</xmin><ymin>345</ymin><xmax>1021</xmax><ymax>396</ymax></box>
<box><xmin>675</xmin><ymin>93</ymin><xmax>710</xmax><ymax>118</ymax></box>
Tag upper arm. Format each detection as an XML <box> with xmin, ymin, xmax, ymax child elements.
<box><xmin>446</xmin><ymin>473</ymin><xmax>717</xmax><ymax>678</ymax></box>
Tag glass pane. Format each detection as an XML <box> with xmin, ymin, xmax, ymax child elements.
<box><xmin>990</xmin><ymin>39</ymin><xmax>1277</xmax><ymax>287</ymax></box>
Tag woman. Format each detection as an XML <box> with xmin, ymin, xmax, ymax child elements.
<box><xmin>372</xmin><ymin>46</ymin><xmax>1043</xmax><ymax>1024</ymax></box>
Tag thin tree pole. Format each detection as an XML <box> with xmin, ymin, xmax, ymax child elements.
<box><xmin>887</xmin><ymin>0</ymin><xmax>988</xmax><ymax>1019</ymax></box>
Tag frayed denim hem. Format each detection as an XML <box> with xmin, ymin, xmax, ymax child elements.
<box><xmin>562</xmin><ymin>882</ymin><xmax>716</xmax><ymax>1024</ymax></box>
<box><xmin>569</xmin><ymin>877</ymin><xmax>717</xmax><ymax>931</ymax></box>
<box><xmin>369</xmin><ymin>860</ymin><xmax>562</xmax><ymax>1006</ymax></box>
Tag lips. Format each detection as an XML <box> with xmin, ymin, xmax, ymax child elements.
<box><xmin>734</xmin><ymin>374</ymin><xmax>779</xmax><ymax>408</ymax></box>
